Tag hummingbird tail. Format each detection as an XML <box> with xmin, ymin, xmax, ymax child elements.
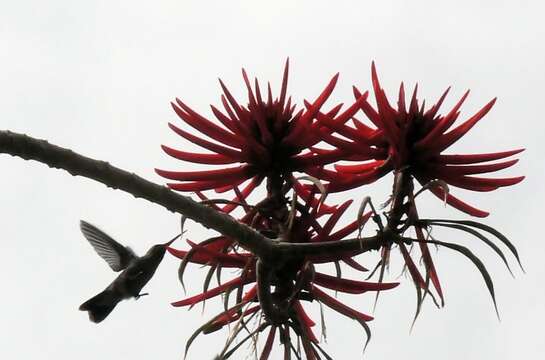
<box><xmin>79</xmin><ymin>290</ymin><xmax>120</xmax><ymax>323</ymax></box>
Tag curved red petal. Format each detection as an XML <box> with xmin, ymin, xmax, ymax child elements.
<box><xmin>155</xmin><ymin>165</ymin><xmax>252</xmax><ymax>182</ymax></box>
<box><xmin>435</xmin><ymin>149</ymin><xmax>524</xmax><ymax>164</ymax></box>
<box><xmin>167</xmin><ymin>122</ymin><xmax>244</xmax><ymax>159</ymax></box>
<box><xmin>428</xmin><ymin>98</ymin><xmax>497</xmax><ymax>152</ymax></box>
<box><xmin>161</xmin><ymin>145</ymin><xmax>237</xmax><ymax>165</ymax></box>
<box><xmin>312</xmin><ymin>286</ymin><xmax>374</xmax><ymax>322</ymax></box>
<box><xmin>314</xmin><ymin>272</ymin><xmax>399</xmax><ymax>294</ymax></box>
<box><xmin>172</xmin><ymin>99</ymin><xmax>242</xmax><ymax>148</ymax></box>
<box><xmin>171</xmin><ymin>276</ymin><xmax>253</xmax><ymax>307</ymax></box>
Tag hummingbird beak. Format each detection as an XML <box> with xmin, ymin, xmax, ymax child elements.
<box><xmin>163</xmin><ymin>233</ymin><xmax>181</xmax><ymax>247</ymax></box>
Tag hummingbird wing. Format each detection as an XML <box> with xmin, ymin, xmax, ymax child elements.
<box><xmin>80</xmin><ymin>220</ymin><xmax>137</xmax><ymax>272</ymax></box>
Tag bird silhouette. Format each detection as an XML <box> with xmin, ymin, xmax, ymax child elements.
<box><xmin>79</xmin><ymin>220</ymin><xmax>178</xmax><ymax>323</ymax></box>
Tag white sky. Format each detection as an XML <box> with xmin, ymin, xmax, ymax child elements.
<box><xmin>1</xmin><ymin>0</ymin><xmax>544</xmax><ymax>359</ymax></box>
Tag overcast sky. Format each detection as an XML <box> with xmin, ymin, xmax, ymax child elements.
<box><xmin>1</xmin><ymin>1</ymin><xmax>544</xmax><ymax>359</ymax></box>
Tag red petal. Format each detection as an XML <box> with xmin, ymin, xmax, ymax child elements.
<box><xmin>427</xmin><ymin>159</ymin><xmax>519</xmax><ymax>176</ymax></box>
<box><xmin>241</xmin><ymin>69</ymin><xmax>273</xmax><ymax>145</ymax></box>
<box><xmin>294</xmin><ymin>148</ymin><xmax>348</xmax><ymax>168</ymax></box>
<box><xmin>305</xmin><ymin>166</ymin><xmax>353</xmax><ymax>183</ymax></box>
<box><xmin>259</xmin><ymin>327</ymin><xmax>276</xmax><ymax>360</ymax></box>
<box><xmin>355</xmin><ymin>86</ymin><xmax>382</xmax><ymax>128</ymax></box>
<box><xmin>291</xmin><ymin>179</ymin><xmax>337</xmax><ymax>214</ymax></box>
<box><xmin>409</xmin><ymin>83</ymin><xmax>419</xmax><ymax>114</ymax></box>
<box><xmin>428</xmin><ymin>98</ymin><xmax>497</xmax><ymax>152</ymax></box>
<box><xmin>213</xmin><ymin>177</ymin><xmax>248</xmax><ymax>193</ymax></box>
<box><xmin>314</xmin><ymin>272</ymin><xmax>398</xmax><ymax>294</ymax></box>
<box><xmin>166</xmin><ymin>178</ymin><xmax>247</xmax><ymax>192</ymax></box>
<box><xmin>282</xmin><ymin>73</ymin><xmax>339</xmax><ymax>146</ymax></box>
<box><xmin>313</xmin><ymin>200</ymin><xmax>353</xmax><ymax>242</ymax></box>
<box><xmin>221</xmin><ymin>176</ymin><xmax>264</xmax><ymax>213</ymax></box>
<box><xmin>318</xmin><ymin>130</ymin><xmax>375</xmax><ymax>155</ymax></box>
<box><xmin>155</xmin><ymin>165</ymin><xmax>252</xmax><ymax>182</ymax></box>
<box><xmin>171</xmin><ymin>276</ymin><xmax>254</xmax><ymax>307</ymax></box>
<box><xmin>328</xmin><ymin>219</ymin><xmax>361</xmax><ymax>242</ymax></box>
<box><xmin>398</xmin><ymin>243</ymin><xmax>427</xmax><ymax>289</ymax></box>
<box><xmin>414</xmin><ymin>90</ymin><xmax>470</xmax><ymax>149</ymax></box>
<box><xmin>218</xmin><ymin>79</ymin><xmax>247</xmax><ymax>121</ymax></box>
<box><xmin>207</xmin><ymin>304</ymin><xmax>260</xmax><ymax>333</ymax></box>
<box><xmin>279</xmin><ymin>58</ymin><xmax>289</xmax><ymax>107</ymax></box>
<box><xmin>167</xmin><ymin>122</ymin><xmax>244</xmax><ymax>159</ymax></box>
<box><xmin>294</xmin><ymin>302</ymin><xmax>319</xmax><ymax>346</ymax></box>
<box><xmin>370</xmin><ymin>62</ymin><xmax>399</xmax><ymax>144</ymax></box>
<box><xmin>281</xmin><ymin>115</ymin><xmax>312</xmax><ymax>148</ymax></box>
<box><xmin>293</xmin><ymin>301</ymin><xmax>316</xmax><ymax>327</ymax></box>
<box><xmin>326</xmin><ymin>167</ymin><xmax>386</xmax><ymax>193</ymax></box>
<box><xmin>415</xmin><ymin>225</ymin><xmax>444</xmax><ymax>304</ymax></box>
<box><xmin>161</xmin><ymin>145</ymin><xmax>237</xmax><ymax>165</ymax></box>
<box><xmin>443</xmin><ymin>175</ymin><xmax>525</xmax><ymax>191</ymax></box>
<box><xmin>435</xmin><ymin>149</ymin><xmax>524</xmax><ymax>164</ymax></box>
<box><xmin>342</xmin><ymin>257</ymin><xmax>368</xmax><ymax>272</ymax></box>
<box><xmin>209</xmin><ymin>104</ymin><xmax>243</xmax><ymax>135</ymax></box>
<box><xmin>415</xmin><ymin>174</ymin><xmax>490</xmax><ymax>217</ymax></box>
<box><xmin>334</xmin><ymin>160</ymin><xmax>384</xmax><ymax>174</ymax></box>
<box><xmin>312</xmin><ymin>286</ymin><xmax>374</xmax><ymax>321</ymax></box>
<box><xmin>186</xmin><ymin>239</ymin><xmax>249</xmax><ymax>266</ymax></box>
<box><xmin>351</xmin><ymin>116</ymin><xmax>377</xmax><ymax>137</ymax></box>
<box><xmin>424</xmin><ymin>86</ymin><xmax>451</xmax><ymax>120</ymax></box>
<box><xmin>397</xmin><ymin>82</ymin><xmax>406</xmax><ymax>114</ymax></box>
<box><xmin>172</xmin><ymin>100</ymin><xmax>242</xmax><ymax>148</ymax></box>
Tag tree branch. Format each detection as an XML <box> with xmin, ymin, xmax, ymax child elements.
<box><xmin>0</xmin><ymin>130</ymin><xmax>273</xmax><ymax>258</ymax></box>
<box><xmin>0</xmin><ymin>130</ymin><xmax>392</xmax><ymax>262</ymax></box>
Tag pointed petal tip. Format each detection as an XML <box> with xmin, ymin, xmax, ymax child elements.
<box><xmin>371</xmin><ymin>62</ymin><xmax>377</xmax><ymax>77</ymax></box>
<box><xmin>512</xmin><ymin>175</ymin><xmax>525</xmax><ymax>184</ymax></box>
<box><xmin>488</xmin><ymin>97</ymin><xmax>498</xmax><ymax>106</ymax></box>
<box><xmin>217</xmin><ymin>77</ymin><xmax>227</xmax><ymax>89</ymax></box>
<box><xmin>352</xmin><ymin>85</ymin><xmax>363</xmax><ymax>98</ymax></box>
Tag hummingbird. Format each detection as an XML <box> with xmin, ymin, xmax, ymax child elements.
<box><xmin>79</xmin><ymin>220</ymin><xmax>178</xmax><ymax>323</ymax></box>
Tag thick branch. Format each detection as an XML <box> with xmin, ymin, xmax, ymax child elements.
<box><xmin>0</xmin><ymin>130</ymin><xmax>395</xmax><ymax>262</ymax></box>
<box><xmin>271</xmin><ymin>232</ymin><xmax>394</xmax><ymax>259</ymax></box>
<box><xmin>0</xmin><ymin>130</ymin><xmax>273</xmax><ymax>258</ymax></box>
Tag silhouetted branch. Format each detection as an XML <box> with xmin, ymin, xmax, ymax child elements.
<box><xmin>0</xmin><ymin>130</ymin><xmax>389</xmax><ymax>263</ymax></box>
<box><xmin>0</xmin><ymin>130</ymin><xmax>273</xmax><ymax>258</ymax></box>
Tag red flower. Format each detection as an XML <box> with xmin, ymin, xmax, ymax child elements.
<box><xmin>155</xmin><ymin>60</ymin><xmax>365</xmax><ymax>206</ymax></box>
<box><xmin>320</xmin><ymin>63</ymin><xmax>524</xmax><ymax>217</ymax></box>
<box><xmin>168</xmin><ymin>198</ymin><xmax>398</xmax><ymax>358</ymax></box>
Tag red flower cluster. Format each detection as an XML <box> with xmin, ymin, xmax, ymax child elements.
<box><xmin>318</xmin><ymin>63</ymin><xmax>524</xmax><ymax>217</ymax></box>
<box><xmin>155</xmin><ymin>60</ymin><xmax>364</xmax><ymax>199</ymax></box>
<box><xmin>157</xmin><ymin>60</ymin><xmax>523</xmax><ymax>358</ymax></box>
<box><xmin>168</xmin><ymin>198</ymin><xmax>398</xmax><ymax>358</ymax></box>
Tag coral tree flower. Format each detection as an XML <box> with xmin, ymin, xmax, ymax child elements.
<box><xmin>155</xmin><ymin>60</ymin><xmax>364</xmax><ymax>205</ymax></box>
<box><xmin>320</xmin><ymin>63</ymin><xmax>524</xmax><ymax>217</ymax></box>
<box><xmin>167</xmin><ymin>198</ymin><xmax>398</xmax><ymax>359</ymax></box>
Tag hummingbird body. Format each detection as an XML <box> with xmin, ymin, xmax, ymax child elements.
<box><xmin>79</xmin><ymin>220</ymin><xmax>176</xmax><ymax>323</ymax></box>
